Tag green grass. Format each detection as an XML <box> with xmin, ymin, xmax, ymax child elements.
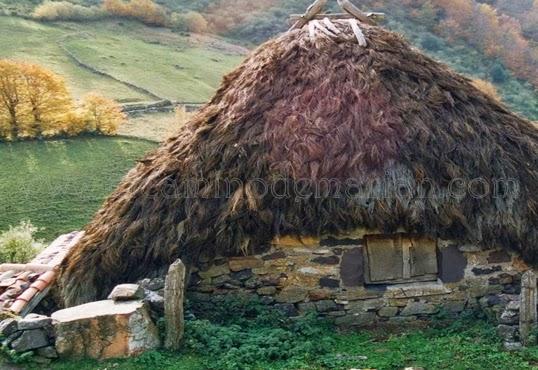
<box><xmin>37</xmin><ymin>316</ymin><xmax>538</xmax><ymax>370</ymax></box>
<box><xmin>0</xmin><ymin>16</ymin><xmax>244</xmax><ymax>102</ymax></box>
<box><xmin>0</xmin><ymin>137</ymin><xmax>157</xmax><ymax>241</ymax></box>
<box><xmin>0</xmin><ymin>16</ymin><xmax>149</xmax><ymax>102</ymax></box>
<box><xmin>62</xmin><ymin>21</ymin><xmax>245</xmax><ymax>102</ymax></box>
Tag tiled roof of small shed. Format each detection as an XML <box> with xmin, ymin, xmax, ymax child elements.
<box><xmin>0</xmin><ymin>231</ymin><xmax>83</xmax><ymax>316</ymax></box>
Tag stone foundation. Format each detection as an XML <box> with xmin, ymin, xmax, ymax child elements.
<box><xmin>187</xmin><ymin>232</ymin><xmax>528</xmax><ymax>328</ymax></box>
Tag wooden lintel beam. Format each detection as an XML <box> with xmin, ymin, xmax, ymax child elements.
<box><xmin>289</xmin><ymin>12</ymin><xmax>385</xmax><ymax>24</ymax></box>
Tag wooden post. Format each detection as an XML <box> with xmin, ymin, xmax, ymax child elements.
<box><xmin>164</xmin><ymin>259</ymin><xmax>186</xmax><ymax>350</ymax></box>
<box><xmin>519</xmin><ymin>270</ymin><xmax>537</xmax><ymax>346</ymax></box>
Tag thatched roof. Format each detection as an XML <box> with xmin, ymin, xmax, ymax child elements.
<box><xmin>60</xmin><ymin>20</ymin><xmax>538</xmax><ymax>306</ymax></box>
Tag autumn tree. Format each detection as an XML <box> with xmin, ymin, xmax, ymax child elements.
<box><xmin>19</xmin><ymin>63</ymin><xmax>74</xmax><ymax>137</ymax></box>
<box><xmin>0</xmin><ymin>60</ymin><xmax>77</xmax><ymax>139</ymax></box>
<box><xmin>79</xmin><ymin>93</ymin><xmax>127</xmax><ymax>135</ymax></box>
<box><xmin>0</xmin><ymin>60</ymin><xmax>29</xmax><ymax>140</ymax></box>
<box><xmin>0</xmin><ymin>60</ymin><xmax>124</xmax><ymax>141</ymax></box>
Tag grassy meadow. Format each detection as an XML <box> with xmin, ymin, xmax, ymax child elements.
<box><xmin>0</xmin><ymin>16</ymin><xmax>244</xmax><ymax>102</ymax></box>
<box><xmin>0</xmin><ymin>137</ymin><xmax>157</xmax><ymax>241</ymax></box>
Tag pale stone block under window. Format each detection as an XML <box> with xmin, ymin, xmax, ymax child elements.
<box><xmin>364</xmin><ymin>234</ymin><xmax>438</xmax><ymax>284</ymax></box>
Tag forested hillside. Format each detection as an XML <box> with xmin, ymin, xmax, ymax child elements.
<box><xmin>1</xmin><ymin>0</ymin><xmax>536</xmax><ymax>119</ymax></box>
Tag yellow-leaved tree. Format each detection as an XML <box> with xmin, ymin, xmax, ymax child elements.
<box><xmin>0</xmin><ymin>59</ymin><xmax>127</xmax><ymax>141</ymax></box>
<box><xmin>79</xmin><ymin>93</ymin><xmax>127</xmax><ymax>135</ymax></box>
<box><xmin>0</xmin><ymin>60</ymin><xmax>31</xmax><ymax>140</ymax></box>
<box><xmin>19</xmin><ymin>63</ymin><xmax>74</xmax><ymax>137</ymax></box>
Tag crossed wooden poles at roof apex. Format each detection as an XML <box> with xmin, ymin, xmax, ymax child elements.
<box><xmin>289</xmin><ymin>0</ymin><xmax>385</xmax><ymax>31</ymax></box>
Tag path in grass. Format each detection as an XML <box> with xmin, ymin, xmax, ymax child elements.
<box><xmin>0</xmin><ymin>137</ymin><xmax>157</xmax><ymax>241</ymax></box>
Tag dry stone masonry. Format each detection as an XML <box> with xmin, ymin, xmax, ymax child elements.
<box><xmin>187</xmin><ymin>231</ymin><xmax>529</xmax><ymax>329</ymax></box>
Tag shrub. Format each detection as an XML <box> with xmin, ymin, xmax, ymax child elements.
<box><xmin>32</xmin><ymin>1</ymin><xmax>105</xmax><ymax>22</ymax></box>
<box><xmin>171</xmin><ymin>12</ymin><xmax>209</xmax><ymax>33</ymax></box>
<box><xmin>421</xmin><ymin>34</ymin><xmax>442</xmax><ymax>51</ymax></box>
<box><xmin>102</xmin><ymin>0</ymin><xmax>169</xmax><ymax>27</ymax></box>
<box><xmin>79</xmin><ymin>93</ymin><xmax>127</xmax><ymax>135</ymax></box>
<box><xmin>490</xmin><ymin>62</ymin><xmax>509</xmax><ymax>83</ymax></box>
<box><xmin>0</xmin><ymin>221</ymin><xmax>44</xmax><ymax>264</ymax></box>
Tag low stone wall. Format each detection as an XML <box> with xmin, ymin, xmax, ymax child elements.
<box><xmin>0</xmin><ymin>314</ymin><xmax>57</xmax><ymax>364</ymax></box>
<box><xmin>187</xmin><ymin>233</ymin><xmax>526</xmax><ymax>328</ymax></box>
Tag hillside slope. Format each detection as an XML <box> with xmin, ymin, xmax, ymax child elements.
<box><xmin>0</xmin><ymin>16</ymin><xmax>245</xmax><ymax>102</ymax></box>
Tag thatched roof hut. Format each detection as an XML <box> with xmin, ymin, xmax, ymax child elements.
<box><xmin>60</xmin><ymin>19</ymin><xmax>538</xmax><ymax>307</ymax></box>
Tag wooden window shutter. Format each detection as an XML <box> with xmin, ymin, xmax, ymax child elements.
<box><xmin>409</xmin><ymin>236</ymin><xmax>438</xmax><ymax>277</ymax></box>
<box><xmin>364</xmin><ymin>234</ymin><xmax>404</xmax><ymax>283</ymax></box>
<box><xmin>365</xmin><ymin>234</ymin><xmax>438</xmax><ymax>284</ymax></box>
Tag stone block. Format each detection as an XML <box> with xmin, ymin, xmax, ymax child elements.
<box><xmin>0</xmin><ymin>318</ymin><xmax>18</xmax><ymax>337</ymax></box>
<box><xmin>198</xmin><ymin>264</ymin><xmax>230</xmax><ymax>279</ymax></box>
<box><xmin>315</xmin><ymin>300</ymin><xmax>337</xmax><ymax>312</ymax></box>
<box><xmin>388</xmin><ymin>315</ymin><xmax>418</xmax><ymax>324</ymax></box>
<box><xmin>311</xmin><ymin>256</ymin><xmax>339</xmax><ymax>265</ymax></box>
<box><xmin>439</xmin><ymin>245</ymin><xmax>467</xmax><ymax>283</ymax></box>
<box><xmin>499</xmin><ymin>310</ymin><xmax>519</xmax><ymax>325</ymax></box>
<box><xmin>337</xmin><ymin>288</ymin><xmax>383</xmax><ymax>301</ymax></box>
<box><xmin>52</xmin><ymin>300</ymin><xmax>160</xmax><ymax>360</ymax></box>
<box><xmin>340</xmin><ymin>248</ymin><xmax>364</xmax><ymax>287</ymax></box>
<box><xmin>320</xmin><ymin>236</ymin><xmax>363</xmax><ymax>247</ymax></box>
<box><xmin>275</xmin><ymin>286</ymin><xmax>308</xmax><ymax>303</ymax></box>
<box><xmin>400</xmin><ymin>301</ymin><xmax>438</xmax><ymax>316</ymax></box>
<box><xmin>18</xmin><ymin>314</ymin><xmax>52</xmax><ymax>330</ymax></box>
<box><xmin>378</xmin><ymin>307</ymin><xmax>399</xmax><ymax>317</ymax></box>
<box><xmin>257</xmin><ymin>286</ymin><xmax>277</xmax><ymax>295</ymax></box>
<box><xmin>108</xmin><ymin>284</ymin><xmax>145</xmax><ymax>301</ymax></box>
<box><xmin>144</xmin><ymin>289</ymin><xmax>164</xmax><ymax>316</ymax></box>
<box><xmin>274</xmin><ymin>303</ymin><xmax>298</xmax><ymax>317</ymax></box>
<box><xmin>37</xmin><ymin>346</ymin><xmax>58</xmax><ymax>359</ymax></box>
<box><xmin>231</xmin><ymin>269</ymin><xmax>253</xmax><ymax>281</ymax></box>
<box><xmin>443</xmin><ymin>300</ymin><xmax>465</xmax><ymax>313</ymax></box>
<box><xmin>273</xmin><ymin>236</ymin><xmax>320</xmax><ymax>247</ymax></box>
<box><xmin>228</xmin><ymin>257</ymin><xmax>264</xmax><ymax>272</ymax></box>
<box><xmin>385</xmin><ymin>283</ymin><xmax>452</xmax><ymax>299</ymax></box>
<box><xmin>309</xmin><ymin>289</ymin><xmax>333</xmax><ymax>301</ymax></box>
<box><xmin>138</xmin><ymin>277</ymin><xmax>165</xmax><ymax>291</ymax></box>
<box><xmin>297</xmin><ymin>302</ymin><xmax>317</xmax><ymax>312</ymax></box>
<box><xmin>334</xmin><ymin>312</ymin><xmax>376</xmax><ymax>327</ymax></box>
<box><xmin>346</xmin><ymin>298</ymin><xmax>385</xmax><ymax>312</ymax></box>
<box><xmin>488</xmin><ymin>250</ymin><xmax>511</xmax><ymax>264</ymax></box>
<box><xmin>11</xmin><ymin>329</ymin><xmax>49</xmax><ymax>352</ymax></box>
<box><xmin>507</xmin><ymin>300</ymin><xmax>521</xmax><ymax>311</ymax></box>
<box><xmin>262</xmin><ymin>251</ymin><xmax>286</xmax><ymax>260</ymax></box>
<box><xmin>472</xmin><ymin>266</ymin><xmax>502</xmax><ymax>275</ymax></box>
<box><xmin>319</xmin><ymin>277</ymin><xmax>340</xmax><ymax>288</ymax></box>
<box><xmin>497</xmin><ymin>324</ymin><xmax>518</xmax><ymax>341</ymax></box>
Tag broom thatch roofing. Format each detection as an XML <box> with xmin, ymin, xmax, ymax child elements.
<box><xmin>60</xmin><ymin>20</ymin><xmax>538</xmax><ymax>306</ymax></box>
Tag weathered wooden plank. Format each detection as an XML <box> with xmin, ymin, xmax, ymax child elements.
<box><xmin>164</xmin><ymin>259</ymin><xmax>186</xmax><ymax>350</ymax></box>
<box><xmin>289</xmin><ymin>12</ymin><xmax>384</xmax><ymax>24</ymax></box>
<box><xmin>349</xmin><ymin>19</ymin><xmax>367</xmax><ymax>47</ymax></box>
<box><xmin>289</xmin><ymin>0</ymin><xmax>328</xmax><ymax>31</ymax></box>
<box><xmin>519</xmin><ymin>270</ymin><xmax>537</xmax><ymax>346</ymax></box>
<box><xmin>337</xmin><ymin>0</ymin><xmax>375</xmax><ymax>25</ymax></box>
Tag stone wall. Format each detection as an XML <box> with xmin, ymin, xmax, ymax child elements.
<box><xmin>187</xmin><ymin>231</ymin><xmax>528</xmax><ymax>328</ymax></box>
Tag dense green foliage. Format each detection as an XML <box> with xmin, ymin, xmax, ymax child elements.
<box><xmin>35</xmin><ymin>297</ymin><xmax>538</xmax><ymax>369</ymax></box>
<box><xmin>0</xmin><ymin>137</ymin><xmax>157</xmax><ymax>240</ymax></box>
